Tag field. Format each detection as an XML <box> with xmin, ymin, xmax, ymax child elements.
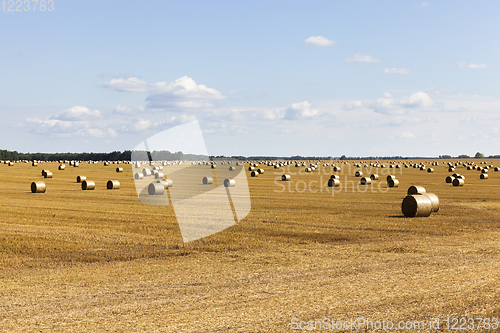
<box><xmin>1</xmin><ymin>160</ymin><xmax>500</xmax><ymax>332</ymax></box>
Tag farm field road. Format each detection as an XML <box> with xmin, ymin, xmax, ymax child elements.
<box><xmin>0</xmin><ymin>160</ymin><xmax>500</xmax><ymax>332</ymax></box>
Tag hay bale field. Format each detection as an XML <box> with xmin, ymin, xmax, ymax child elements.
<box><xmin>0</xmin><ymin>159</ymin><xmax>500</xmax><ymax>331</ymax></box>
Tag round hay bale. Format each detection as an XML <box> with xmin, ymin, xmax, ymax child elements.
<box><xmin>481</xmin><ymin>169</ymin><xmax>488</xmax><ymax>174</ymax></box>
<box><xmin>203</xmin><ymin>176</ymin><xmax>213</xmax><ymax>184</ymax></box>
<box><xmin>427</xmin><ymin>168</ymin><xmax>434</xmax><ymax>173</ymax></box>
<box><xmin>333</xmin><ymin>167</ymin><xmax>341</xmax><ymax>172</ymax></box>
<box><xmin>224</xmin><ymin>179</ymin><xmax>236</xmax><ymax>187</ymax></box>
<box><xmin>31</xmin><ymin>181</ymin><xmax>46</xmax><ymax>193</ymax></box>
<box><xmin>73</xmin><ymin>162</ymin><xmax>79</xmax><ymax>167</ymax></box>
<box><xmin>76</xmin><ymin>175</ymin><xmax>86</xmax><ymax>183</ymax></box>
<box><xmin>452</xmin><ymin>178</ymin><xmax>465</xmax><ymax>186</ymax></box>
<box><xmin>402</xmin><ymin>195</ymin><xmax>433</xmax><ymax>217</ymax></box>
<box><xmin>448</xmin><ymin>167</ymin><xmax>455</xmax><ymax>172</ymax></box>
<box><xmin>355</xmin><ymin>171</ymin><xmax>363</xmax><ymax>177</ymax></box>
<box><xmin>211</xmin><ymin>165</ymin><xmax>216</xmax><ymax>169</ymax></box>
<box><xmin>328</xmin><ymin>179</ymin><xmax>340</xmax><ymax>187</ymax></box>
<box><xmin>423</xmin><ymin>193</ymin><xmax>440</xmax><ymax>212</ymax></box>
<box><xmin>445</xmin><ymin>176</ymin><xmax>455</xmax><ymax>183</ymax></box>
<box><xmin>360</xmin><ymin>177</ymin><xmax>372</xmax><ymax>185</ymax></box>
<box><xmin>142</xmin><ymin>168</ymin><xmax>152</xmax><ymax>176</ymax></box>
<box><xmin>134</xmin><ymin>173</ymin><xmax>144</xmax><ymax>179</ymax></box>
<box><xmin>155</xmin><ymin>172</ymin><xmax>164</xmax><ymax>179</ymax></box>
<box><xmin>82</xmin><ymin>180</ymin><xmax>95</xmax><ymax>190</ymax></box>
<box><xmin>386</xmin><ymin>175</ymin><xmax>396</xmax><ymax>181</ymax></box>
<box><xmin>248</xmin><ymin>166</ymin><xmax>255</xmax><ymax>171</ymax></box>
<box><xmin>480</xmin><ymin>174</ymin><xmax>488</xmax><ymax>179</ymax></box>
<box><xmin>41</xmin><ymin>170</ymin><xmax>48</xmax><ymax>177</ymax></box>
<box><xmin>494</xmin><ymin>167</ymin><xmax>499</xmax><ymax>172</ymax></box>
<box><xmin>58</xmin><ymin>164</ymin><xmax>65</xmax><ymax>170</ymax></box>
<box><xmin>32</xmin><ymin>162</ymin><xmax>38</xmax><ymax>166</ymax></box>
<box><xmin>229</xmin><ymin>166</ymin><xmax>236</xmax><ymax>171</ymax></box>
<box><xmin>251</xmin><ymin>171</ymin><xmax>259</xmax><ymax>177</ymax></box>
<box><xmin>407</xmin><ymin>185</ymin><xmax>426</xmax><ymax>195</ymax></box>
<box><xmin>44</xmin><ymin>171</ymin><xmax>53</xmax><ymax>179</ymax></box>
<box><xmin>330</xmin><ymin>175</ymin><xmax>340</xmax><ymax>180</ymax></box>
<box><xmin>116</xmin><ymin>167</ymin><xmax>123</xmax><ymax>173</ymax></box>
<box><xmin>107</xmin><ymin>180</ymin><xmax>120</xmax><ymax>189</ymax></box>
<box><xmin>148</xmin><ymin>183</ymin><xmax>164</xmax><ymax>195</ymax></box>
<box><xmin>305</xmin><ymin>168</ymin><xmax>312</xmax><ymax>172</ymax></box>
<box><xmin>387</xmin><ymin>179</ymin><xmax>399</xmax><ymax>188</ymax></box>
<box><xmin>165</xmin><ymin>179</ymin><xmax>173</xmax><ymax>188</ymax></box>
<box><xmin>257</xmin><ymin>169</ymin><xmax>264</xmax><ymax>174</ymax></box>
<box><xmin>370</xmin><ymin>174</ymin><xmax>379</xmax><ymax>180</ymax></box>
<box><xmin>282</xmin><ymin>174</ymin><xmax>291</xmax><ymax>181</ymax></box>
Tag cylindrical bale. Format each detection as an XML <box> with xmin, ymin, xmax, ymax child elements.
<box><xmin>58</xmin><ymin>164</ymin><xmax>65</xmax><ymax>170</ymax></box>
<box><xmin>370</xmin><ymin>174</ymin><xmax>379</xmax><ymax>180</ymax></box>
<box><xmin>251</xmin><ymin>171</ymin><xmax>259</xmax><ymax>177</ymax></box>
<box><xmin>480</xmin><ymin>174</ymin><xmax>488</xmax><ymax>179</ymax></box>
<box><xmin>142</xmin><ymin>168</ymin><xmax>151</xmax><ymax>176</ymax></box>
<box><xmin>165</xmin><ymin>179</ymin><xmax>173</xmax><ymax>188</ymax></box>
<box><xmin>453</xmin><ymin>178</ymin><xmax>465</xmax><ymax>186</ymax></box>
<box><xmin>360</xmin><ymin>177</ymin><xmax>372</xmax><ymax>185</ymax></box>
<box><xmin>107</xmin><ymin>180</ymin><xmax>120</xmax><ymax>189</ymax></box>
<box><xmin>495</xmin><ymin>167</ymin><xmax>499</xmax><ymax>172</ymax></box>
<box><xmin>134</xmin><ymin>173</ymin><xmax>144</xmax><ymax>179</ymax></box>
<box><xmin>427</xmin><ymin>168</ymin><xmax>434</xmax><ymax>173</ymax></box>
<box><xmin>203</xmin><ymin>176</ymin><xmax>214</xmax><ymax>184</ymax></box>
<box><xmin>211</xmin><ymin>164</ymin><xmax>216</xmax><ymax>169</ymax></box>
<box><xmin>42</xmin><ymin>170</ymin><xmax>48</xmax><ymax>177</ymax></box>
<box><xmin>229</xmin><ymin>166</ymin><xmax>236</xmax><ymax>171</ymax></box>
<box><xmin>155</xmin><ymin>172</ymin><xmax>164</xmax><ymax>179</ymax></box>
<box><xmin>73</xmin><ymin>162</ymin><xmax>79</xmax><ymax>167</ymax></box>
<box><xmin>257</xmin><ymin>169</ymin><xmax>264</xmax><ymax>174</ymax></box>
<box><xmin>305</xmin><ymin>168</ymin><xmax>312</xmax><ymax>172</ymax></box>
<box><xmin>330</xmin><ymin>175</ymin><xmax>340</xmax><ymax>180</ymax></box>
<box><xmin>31</xmin><ymin>181</ymin><xmax>46</xmax><ymax>193</ymax></box>
<box><xmin>156</xmin><ymin>179</ymin><xmax>168</xmax><ymax>189</ymax></box>
<box><xmin>44</xmin><ymin>171</ymin><xmax>53</xmax><ymax>178</ymax></box>
<box><xmin>481</xmin><ymin>169</ymin><xmax>488</xmax><ymax>174</ymax></box>
<box><xmin>82</xmin><ymin>180</ymin><xmax>95</xmax><ymax>190</ymax></box>
<box><xmin>32</xmin><ymin>162</ymin><xmax>38</xmax><ymax>166</ymax></box>
<box><xmin>387</xmin><ymin>179</ymin><xmax>399</xmax><ymax>188</ymax></box>
<box><xmin>407</xmin><ymin>185</ymin><xmax>426</xmax><ymax>195</ymax></box>
<box><xmin>333</xmin><ymin>167</ymin><xmax>340</xmax><ymax>172</ymax></box>
<box><xmin>224</xmin><ymin>179</ymin><xmax>236</xmax><ymax>187</ymax></box>
<box><xmin>76</xmin><ymin>175</ymin><xmax>86</xmax><ymax>183</ymax></box>
<box><xmin>148</xmin><ymin>183</ymin><xmax>164</xmax><ymax>195</ymax></box>
<box><xmin>116</xmin><ymin>167</ymin><xmax>123</xmax><ymax>173</ymax></box>
<box><xmin>423</xmin><ymin>193</ymin><xmax>440</xmax><ymax>212</ymax></box>
<box><xmin>355</xmin><ymin>171</ymin><xmax>363</xmax><ymax>177</ymax></box>
<box><xmin>328</xmin><ymin>179</ymin><xmax>340</xmax><ymax>187</ymax></box>
<box><xmin>445</xmin><ymin>176</ymin><xmax>455</xmax><ymax>184</ymax></box>
<box><xmin>402</xmin><ymin>195</ymin><xmax>433</xmax><ymax>217</ymax></box>
<box><xmin>282</xmin><ymin>174</ymin><xmax>291</xmax><ymax>181</ymax></box>
<box><xmin>248</xmin><ymin>166</ymin><xmax>255</xmax><ymax>171</ymax></box>
<box><xmin>386</xmin><ymin>175</ymin><xmax>396</xmax><ymax>181</ymax></box>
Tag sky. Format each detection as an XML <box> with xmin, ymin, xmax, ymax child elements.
<box><xmin>1</xmin><ymin>0</ymin><xmax>499</xmax><ymax>157</ymax></box>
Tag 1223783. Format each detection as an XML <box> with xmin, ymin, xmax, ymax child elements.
<box><xmin>2</xmin><ymin>0</ymin><xmax>54</xmax><ymax>11</ymax></box>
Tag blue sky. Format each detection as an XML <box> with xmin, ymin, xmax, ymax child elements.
<box><xmin>1</xmin><ymin>1</ymin><xmax>499</xmax><ymax>157</ymax></box>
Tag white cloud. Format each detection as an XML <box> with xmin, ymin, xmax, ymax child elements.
<box><xmin>284</xmin><ymin>101</ymin><xmax>319</xmax><ymax>120</ymax></box>
<box><xmin>345</xmin><ymin>53</ymin><xmax>381</xmax><ymax>63</ymax></box>
<box><xmin>342</xmin><ymin>100</ymin><xmax>364</xmax><ymax>110</ymax></box>
<box><xmin>113</xmin><ymin>104</ymin><xmax>145</xmax><ymax>115</ymax></box>
<box><xmin>398</xmin><ymin>131</ymin><xmax>415</xmax><ymax>139</ymax></box>
<box><xmin>383</xmin><ymin>67</ymin><xmax>410</xmax><ymax>74</ymax></box>
<box><xmin>372</xmin><ymin>91</ymin><xmax>433</xmax><ymax>114</ymax></box>
<box><xmin>386</xmin><ymin>117</ymin><xmax>422</xmax><ymax>127</ymax></box>
<box><xmin>51</xmin><ymin>106</ymin><xmax>101</xmax><ymax>121</ymax></box>
<box><xmin>304</xmin><ymin>36</ymin><xmax>335</xmax><ymax>47</ymax></box>
<box><xmin>121</xmin><ymin>118</ymin><xmax>152</xmax><ymax>132</ymax></box>
<box><xmin>458</xmin><ymin>62</ymin><xmax>488</xmax><ymax>69</ymax></box>
<box><xmin>104</xmin><ymin>76</ymin><xmax>226</xmax><ymax>109</ymax></box>
<box><xmin>400</xmin><ymin>91</ymin><xmax>433</xmax><ymax>108</ymax></box>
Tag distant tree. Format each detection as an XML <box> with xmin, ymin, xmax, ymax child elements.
<box><xmin>475</xmin><ymin>152</ymin><xmax>485</xmax><ymax>158</ymax></box>
<box><xmin>340</xmin><ymin>155</ymin><xmax>347</xmax><ymax>160</ymax></box>
<box><xmin>439</xmin><ymin>155</ymin><xmax>452</xmax><ymax>159</ymax></box>
<box><xmin>458</xmin><ymin>154</ymin><xmax>470</xmax><ymax>159</ymax></box>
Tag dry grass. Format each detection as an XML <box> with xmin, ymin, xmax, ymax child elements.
<box><xmin>1</xmin><ymin>160</ymin><xmax>500</xmax><ymax>332</ymax></box>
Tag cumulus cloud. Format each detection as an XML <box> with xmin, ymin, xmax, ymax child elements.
<box><xmin>103</xmin><ymin>76</ymin><xmax>226</xmax><ymax>109</ymax></box>
<box><xmin>304</xmin><ymin>36</ymin><xmax>335</xmax><ymax>47</ymax></box>
<box><xmin>458</xmin><ymin>62</ymin><xmax>488</xmax><ymax>69</ymax></box>
<box><xmin>284</xmin><ymin>101</ymin><xmax>319</xmax><ymax>120</ymax></box>
<box><xmin>372</xmin><ymin>91</ymin><xmax>433</xmax><ymax>114</ymax></box>
<box><xmin>113</xmin><ymin>104</ymin><xmax>145</xmax><ymax>115</ymax></box>
<box><xmin>383</xmin><ymin>67</ymin><xmax>410</xmax><ymax>74</ymax></box>
<box><xmin>400</xmin><ymin>91</ymin><xmax>433</xmax><ymax>107</ymax></box>
<box><xmin>398</xmin><ymin>131</ymin><xmax>415</xmax><ymax>139</ymax></box>
<box><xmin>342</xmin><ymin>100</ymin><xmax>364</xmax><ymax>110</ymax></box>
<box><xmin>345</xmin><ymin>53</ymin><xmax>381</xmax><ymax>63</ymax></box>
<box><xmin>121</xmin><ymin>118</ymin><xmax>152</xmax><ymax>132</ymax></box>
<box><xmin>386</xmin><ymin>116</ymin><xmax>422</xmax><ymax>126</ymax></box>
<box><xmin>51</xmin><ymin>106</ymin><xmax>101</xmax><ymax>121</ymax></box>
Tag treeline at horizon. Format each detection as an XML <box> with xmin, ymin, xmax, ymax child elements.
<box><xmin>1</xmin><ymin>149</ymin><xmax>499</xmax><ymax>162</ymax></box>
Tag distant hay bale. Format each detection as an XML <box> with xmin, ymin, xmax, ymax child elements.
<box><xmin>480</xmin><ymin>174</ymin><xmax>488</xmax><ymax>179</ymax></box>
<box><xmin>427</xmin><ymin>168</ymin><xmax>434</xmax><ymax>173</ymax></box>
<box><xmin>32</xmin><ymin>162</ymin><xmax>38</xmax><ymax>166</ymax></box>
<box><xmin>333</xmin><ymin>167</ymin><xmax>341</xmax><ymax>172</ymax></box>
<box><xmin>41</xmin><ymin>170</ymin><xmax>48</xmax><ymax>177</ymax></box>
<box><xmin>355</xmin><ymin>171</ymin><xmax>363</xmax><ymax>177</ymax></box>
<box><xmin>104</xmin><ymin>162</ymin><xmax>110</xmax><ymax>166</ymax></box>
<box><xmin>248</xmin><ymin>166</ymin><xmax>255</xmax><ymax>171</ymax></box>
<box><xmin>387</xmin><ymin>179</ymin><xmax>399</xmax><ymax>188</ymax></box>
<box><xmin>407</xmin><ymin>185</ymin><xmax>426</xmax><ymax>195</ymax></box>
<box><xmin>73</xmin><ymin>162</ymin><xmax>79</xmax><ymax>167</ymax></box>
<box><xmin>251</xmin><ymin>171</ymin><xmax>259</xmax><ymax>177</ymax></box>
<box><xmin>107</xmin><ymin>180</ymin><xmax>120</xmax><ymax>189</ymax></box>
<box><xmin>445</xmin><ymin>176</ymin><xmax>455</xmax><ymax>183</ymax></box>
<box><xmin>211</xmin><ymin>165</ymin><xmax>217</xmax><ymax>169</ymax></box>
<box><xmin>257</xmin><ymin>169</ymin><xmax>264</xmax><ymax>174</ymax></box>
<box><xmin>134</xmin><ymin>173</ymin><xmax>144</xmax><ymax>179</ymax></box>
<box><xmin>142</xmin><ymin>168</ymin><xmax>152</xmax><ymax>176</ymax></box>
<box><xmin>224</xmin><ymin>179</ymin><xmax>236</xmax><ymax>187</ymax></box>
<box><xmin>423</xmin><ymin>193</ymin><xmax>440</xmax><ymax>212</ymax></box>
<box><xmin>328</xmin><ymin>179</ymin><xmax>340</xmax><ymax>187</ymax></box>
<box><xmin>402</xmin><ymin>195</ymin><xmax>433</xmax><ymax>217</ymax></box>
<box><xmin>76</xmin><ymin>175</ymin><xmax>86</xmax><ymax>183</ymax></box>
<box><xmin>370</xmin><ymin>174</ymin><xmax>379</xmax><ymax>180</ymax></box>
<box><xmin>155</xmin><ymin>172</ymin><xmax>164</xmax><ymax>179</ymax></box>
<box><xmin>360</xmin><ymin>177</ymin><xmax>372</xmax><ymax>185</ymax></box>
<box><xmin>203</xmin><ymin>176</ymin><xmax>214</xmax><ymax>185</ymax></box>
<box><xmin>116</xmin><ymin>167</ymin><xmax>123</xmax><ymax>173</ymax></box>
<box><xmin>453</xmin><ymin>178</ymin><xmax>465</xmax><ymax>186</ymax></box>
<box><xmin>481</xmin><ymin>169</ymin><xmax>488</xmax><ymax>174</ymax></box>
<box><xmin>58</xmin><ymin>164</ymin><xmax>65</xmax><ymax>170</ymax></box>
<box><xmin>386</xmin><ymin>175</ymin><xmax>396</xmax><ymax>181</ymax></box>
<box><xmin>448</xmin><ymin>167</ymin><xmax>455</xmax><ymax>172</ymax></box>
<box><xmin>305</xmin><ymin>168</ymin><xmax>312</xmax><ymax>173</ymax></box>
<box><xmin>148</xmin><ymin>183</ymin><xmax>164</xmax><ymax>195</ymax></box>
<box><xmin>229</xmin><ymin>166</ymin><xmax>236</xmax><ymax>171</ymax></box>
<box><xmin>44</xmin><ymin>171</ymin><xmax>53</xmax><ymax>179</ymax></box>
<box><xmin>31</xmin><ymin>181</ymin><xmax>46</xmax><ymax>193</ymax></box>
<box><xmin>282</xmin><ymin>174</ymin><xmax>291</xmax><ymax>181</ymax></box>
<box><xmin>330</xmin><ymin>175</ymin><xmax>340</xmax><ymax>180</ymax></box>
<box><xmin>82</xmin><ymin>180</ymin><xmax>95</xmax><ymax>190</ymax></box>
